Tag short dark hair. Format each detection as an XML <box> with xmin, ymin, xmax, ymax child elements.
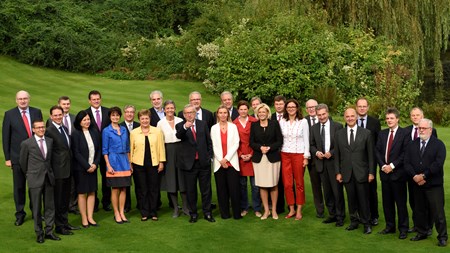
<box><xmin>138</xmin><ymin>109</ymin><xmax>151</xmax><ymax>119</ymax></box>
<box><xmin>283</xmin><ymin>99</ymin><xmax>303</xmax><ymax>120</ymax></box>
<box><xmin>88</xmin><ymin>90</ymin><xmax>101</xmax><ymax>99</ymax></box>
<box><xmin>32</xmin><ymin>119</ymin><xmax>45</xmax><ymax>128</ymax></box>
<box><xmin>58</xmin><ymin>96</ymin><xmax>70</xmax><ymax>102</ymax></box>
<box><xmin>74</xmin><ymin>110</ymin><xmax>91</xmax><ymax>131</ymax></box>
<box><xmin>237</xmin><ymin>100</ymin><xmax>249</xmax><ymax>110</ymax></box>
<box><xmin>108</xmin><ymin>106</ymin><xmax>122</xmax><ymax>117</ymax></box>
<box><xmin>385</xmin><ymin>107</ymin><xmax>400</xmax><ymax>118</ymax></box>
<box><xmin>274</xmin><ymin>95</ymin><xmax>286</xmax><ymax>103</ymax></box>
<box><xmin>49</xmin><ymin>105</ymin><xmax>63</xmax><ymax>115</ymax></box>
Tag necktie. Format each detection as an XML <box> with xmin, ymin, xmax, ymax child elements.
<box><xmin>321</xmin><ymin>124</ymin><xmax>326</xmax><ymax>152</ymax></box>
<box><xmin>129</xmin><ymin>123</ymin><xmax>133</xmax><ymax>132</ymax></box>
<box><xmin>191</xmin><ymin>126</ymin><xmax>198</xmax><ymax>159</ymax></box>
<box><xmin>350</xmin><ymin>129</ymin><xmax>355</xmax><ymax>147</ymax></box>
<box><xmin>59</xmin><ymin>126</ymin><xmax>69</xmax><ymax>147</ymax></box>
<box><xmin>22</xmin><ymin>110</ymin><xmax>32</xmax><ymax>137</ymax></box>
<box><xmin>39</xmin><ymin>138</ymin><xmax>46</xmax><ymax>159</ymax></box>
<box><xmin>386</xmin><ymin>130</ymin><xmax>394</xmax><ymax>163</ymax></box>
<box><xmin>277</xmin><ymin>114</ymin><xmax>282</xmax><ymax>122</ymax></box>
<box><xmin>63</xmin><ymin>115</ymin><xmax>69</xmax><ymax>133</ymax></box>
<box><xmin>312</xmin><ymin>117</ymin><xmax>316</xmax><ymax>125</ymax></box>
<box><xmin>413</xmin><ymin>127</ymin><xmax>418</xmax><ymax>139</ymax></box>
<box><xmin>360</xmin><ymin>118</ymin><xmax>365</xmax><ymax>128</ymax></box>
<box><xmin>420</xmin><ymin>140</ymin><xmax>426</xmax><ymax>156</ymax></box>
<box><xmin>95</xmin><ymin>110</ymin><xmax>102</xmax><ymax>131</ymax></box>
<box><xmin>196</xmin><ymin>112</ymin><xmax>199</xmax><ymax>120</ymax></box>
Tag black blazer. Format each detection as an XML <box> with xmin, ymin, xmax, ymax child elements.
<box><xmin>46</xmin><ymin>113</ymin><xmax>75</xmax><ymax>135</ymax></box>
<box><xmin>2</xmin><ymin>106</ymin><xmax>43</xmax><ymax>164</ymax></box>
<box><xmin>175</xmin><ymin>119</ymin><xmax>212</xmax><ymax>170</ymax></box>
<box><xmin>19</xmin><ymin>136</ymin><xmax>55</xmax><ymax>189</ymax></box>
<box><xmin>334</xmin><ymin>126</ymin><xmax>375</xmax><ymax>183</ymax></box>
<box><xmin>250</xmin><ymin>119</ymin><xmax>283</xmax><ymax>163</ymax></box>
<box><xmin>45</xmin><ymin>123</ymin><xmax>72</xmax><ymax>179</ymax></box>
<box><xmin>310</xmin><ymin>120</ymin><xmax>343</xmax><ymax>173</ymax></box>
<box><xmin>404</xmin><ymin>125</ymin><xmax>437</xmax><ymax>142</ymax></box>
<box><xmin>404</xmin><ymin>135</ymin><xmax>446</xmax><ymax>188</ymax></box>
<box><xmin>178</xmin><ymin>108</ymin><xmax>215</xmax><ymax>130</ymax></box>
<box><xmin>150</xmin><ymin>107</ymin><xmax>165</xmax><ymax>127</ymax></box>
<box><xmin>375</xmin><ymin>127</ymin><xmax>409</xmax><ymax>182</ymax></box>
<box><xmin>85</xmin><ymin>106</ymin><xmax>111</xmax><ymax>133</ymax></box>
<box><xmin>361</xmin><ymin>115</ymin><xmax>381</xmax><ymax>145</ymax></box>
<box><xmin>71</xmin><ymin>129</ymin><xmax>101</xmax><ymax>172</ymax></box>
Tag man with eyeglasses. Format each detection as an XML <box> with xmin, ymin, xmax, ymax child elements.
<box><xmin>3</xmin><ymin>90</ymin><xmax>43</xmax><ymax>226</ymax></box>
<box><xmin>405</xmin><ymin>119</ymin><xmax>447</xmax><ymax>247</ymax></box>
<box><xmin>178</xmin><ymin>91</ymin><xmax>215</xmax><ymax>130</ymax></box>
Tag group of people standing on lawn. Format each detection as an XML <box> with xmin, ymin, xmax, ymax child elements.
<box><xmin>2</xmin><ymin>89</ymin><xmax>447</xmax><ymax>247</ymax></box>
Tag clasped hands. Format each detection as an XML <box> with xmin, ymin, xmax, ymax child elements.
<box><xmin>316</xmin><ymin>151</ymin><xmax>331</xmax><ymax>160</ymax></box>
<box><xmin>413</xmin><ymin>174</ymin><xmax>426</xmax><ymax>186</ymax></box>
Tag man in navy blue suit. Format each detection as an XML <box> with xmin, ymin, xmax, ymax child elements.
<box><xmin>405</xmin><ymin>119</ymin><xmax>447</xmax><ymax>247</ymax></box>
<box><xmin>2</xmin><ymin>90</ymin><xmax>43</xmax><ymax>226</ymax></box>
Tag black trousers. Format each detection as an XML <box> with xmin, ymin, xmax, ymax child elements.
<box><xmin>54</xmin><ymin>177</ymin><xmax>71</xmax><ymax>228</ymax></box>
<box><xmin>183</xmin><ymin>161</ymin><xmax>212</xmax><ymax>216</ymax></box>
<box><xmin>214</xmin><ymin>167</ymin><xmax>241</xmax><ymax>219</ymax></box>
<box><xmin>344</xmin><ymin>174</ymin><xmax>370</xmax><ymax>225</ymax></box>
<box><xmin>368</xmin><ymin>173</ymin><xmax>379</xmax><ymax>220</ymax></box>
<box><xmin>408</xmin><ymin>179</ymin><xmax>433</xmax><ymax>229</ymax></box>
<box><xmin>381</xmin><ymin>179</ymin><xmax>409</xmax><ymax>232</ymax></box>
<box><xmin>413</xmin><ymin>184</ymin><xmax>448</xmax><ymax>240</ymax></box>
<box><xmin>320</xmin><ymin>163</ymin><xmax>345</xmax><ymax>220</ymax></box>
<box><xmin>99</xmin><ymin>157</ymin><xmax>111</xmax><ymax>207</ymax></box>
<box><xmin>133</xmin><ymin>164</ymin><xmax>160</xmax><ymax>217</ymax></box>
<box><xmin>307</xmin><ymin>163</ymin><xmax>325</xmax><ymax>216</ymax></box>
<box><xmin>30</xmin><ymin>176</ymin><xmax>54</xmax><ymax>236</ymax></box>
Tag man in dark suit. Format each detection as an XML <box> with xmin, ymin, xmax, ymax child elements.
<box><xmin>310</xmin><ymin>104</ymin><xmax>344</xmax><ymax>226</ymax></box>
<box><xmin>375</xmin><ymin>108</ymin><xmax>409</xmax><ymax>239</ymax></box>
<box><xmin>178</xmin><ymin>91</ymin><xmax>215</xmax><ymax>130</ymax></box>
<box><xmin>356</xmin><ymin>97</ymin><xmax>380</xmax><ymax>226</ymax></box>
<box><xmin>304</xmin><ymin>99</ymin><xmax>325</xmax><ymax>218</ymax></box>
<box><xmin>19</xmin><ymin>120</ymin><xmax>60</xmax><ymax>243</ymax></box>
<box><xmin>57</xmin><ymin>96</ymin><xmax>79</xmax><ymax>215</ymax></box>
<box><xmin>120</xmin><ymin>105</ymin><xmax>140</xmax><ymax>212</ymax></box>
<box><xmin>220</xmin><ymin>91</ymin><xmax>239</xmax><ymax>120</ymax></box>
<box><xmin>335</xmin><ymin>108</ymin><xmax>375</xmax><ymax>234</ymax></box>
<box><xmin>149</xmin><ymin>90</ymin><xmax>165</xmax><ymax>127</ymax></box>
<box><xmin>46</xmin><ymin>105</ymin><xmax>79</xmax><ymax>235</ymax></box>
<box><xmin>85</xmin><ymin>90</ymin><xmax>111</xmax><ymax>211</ymax></box>
<box><xmin>270</xmin><ymin>95</ymin><xmax>286</xmax><ymax>214</ymax></box>
<box><xmin>2</xmin><ymin>90</ymin><xmax>43</xmax><ymax>226</ymax></box>
<box><xmin>405</xmin><ymin>107</ymin><xmax>437</xmax><ymax>234</ymax></box>
<box><xmin>405</xmin><ymin>119</ymin><xmax>447</xmax><ymax>247</ymax></box>
<box><xmin>175</xmin><ymin>104</ymin><xmax>215</xmax><ymax>223</ymax></box>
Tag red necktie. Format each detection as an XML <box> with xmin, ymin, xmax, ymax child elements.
<box><xmin>277</xmin><ymin>114</ymin><xmax>282</xmax><ymax>121</ymax></box>
<box><xmin>22</xmin><ymin>110</ymin><xmax>31</xmax><ymax>137</ymax></box>
<box><xmin>191</xmin><ymin>126</ymin><xmax>198</xmax><ymax>159</ymax></box>
<box><xmin>386</xmin><ymin>130</ymin><xmax>394</xmax><ymax>163</ymax></box>
<box><xmin>413</xmin><ymin>127</ymin><xmax>418</xmax><ymax>139</ymax></box>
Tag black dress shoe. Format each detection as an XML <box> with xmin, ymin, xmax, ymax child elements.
<box><xmin>36</xmin><ymin>234</ymin><xmax>44</xmax><ymax>243</ymax></box>
<box><xmin>103</xmin><ymin>205</ymin><xmax>112</xmax><ymax>212</ymax></box>
<box><xmin>371</xmin><ymin>218</ymin><xmax>379</xmax><ymax>226</ymax></box>
<box><xmin>346</xmin><ymin>224</ymin><xmax>359</xmax><ymax>231</ymax></box>
<box><xmin>378</xmin><ymin>228</ymin><xmax>395</xmax><ymax>234</ymax></box>
<box><xmin>65</xmin><ymin>224</ymin><xmax>81</xmax><ymax>230</ymax></box>
<box><xmin>335</xmin><ymin>220</ymin><xmax>344</xmax><ymax>227</ymax></box>
<box><xmin>56</xmin><ymin>227</ymin><xmax>73</xmax><ymax>235</ymax></box>
<box><xmin>399</xmin><ymin>232</ymin><xmax>408</xmax><ymax>239</ymax></box>
<box><xmin>323</xmin><ymin>217</ymin><xmax>337</xmax><ymax>224</ymax></box>
<box><xmin>204</xmin><ymin>214</ymin><xmax>216</xmax><ymax>223</ymax></box>
<box><xmin>410</xmin><ymin>234</ymin><xmax>427</xmax><ymax>241</ymax></box>
<box><xmin>316</xmin><ymin>213</ymin><xmax>325</xmax><ymax>218</ymax></box>
<box><xmin>82</xmin><ymin>224</ymin><xmax>90</xmax><ymax>228</ymax></box>
<box><xmin>14</xmin><ymin>217</ymin><xmax>24</xmax><ymax>226</ymax></box>
<box><xmin>426</xmin><ymin>229</ymin><xmax>432</xmax><ymax>236</ymax></box>
<box><xmin>124</xmin><ymin>207</ymin><xmax>131</xmax><ymax>213</ymax></box>
<box><xmin>211</xmin><ymin>203</ymin><xmax>217</xmax><ymax>210</ymax></box>
<box><xmin>364</xmin><ymin>225</ymin><xmax>372</xmax><ymax>234</ymax></box>
<box><xmin>408</xmin><ymin>227</ymin><xmax>417</xmax><ymax>233</ymax></box>
<box><xmin>45</xmin><ymin>233</ymin><xmax>61</xmax><ymax>241</ymax></box>
<box><xmin>438</xmin><ymin>239</ymin><xmax>447</xmax><ymax>247</ymax></box>
<box><xmin>189</xmin><ymin>216</ymin><xmax>198</xmax><ymax>223</ymax></box>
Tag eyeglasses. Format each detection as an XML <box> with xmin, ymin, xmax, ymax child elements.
<box><xmin>306</xmin><ymin>106</ymin><xmax>316</xmax><ymax>109</ymax></box>
<box><xmin>33</xmin><ymin>126</ymin><xmax>45</xmax><ymax>129</ymax></box>
<box><xmin>418</xmin><ymin>127</ymin><xmax>431</xmax><ymax>131</ymax></box>
<box><xmin>286</xmin><ymin>106</ymin><xmax>297</xmax><ymax>109</ymax></box>
<box><xmin>184</xmin><ymin>111</ymin><xmax>196</xmax><ymax>114</ymax></box>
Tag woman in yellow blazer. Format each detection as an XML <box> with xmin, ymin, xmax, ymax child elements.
<box><xmin>130</xmin><ymin>109</ymin><xmax>166</xmax><ymax>221</ymax></box>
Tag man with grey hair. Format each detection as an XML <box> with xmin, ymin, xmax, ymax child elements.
<box><xmin>178</xmin><ymin>91</ymin><xmax>214</xmax><ymax>130</ymax></box>
<box><xmin>149</xmin><ymin>90</ymin><xmax>165</xmax><ymax>127</ymax></box>
<box><xmin>220</xmin><ymin>91</ymin><xmax>239</xmax><ymax>120</ymax></box>
<box><xmin>120</xmin><ymin>105</ymin><xmax>140</xmax><ymax>212</ymax></box>
<box><xmin>310</xmin><ymin>103</ymin><xmax>344</xmax><ymax>226</ymax></box>
<box><xmin>304</xmin><ymin>98</ymin><xmax>325</xmax><ymax>218</ymax></box>
<box><xmin>3</xmin><ymin>90</ymin><xmax>43</xmax><ymax>226</ymax></box>
<box><xmin>405</xmin><ymin>119</ymin><xmax>447</xmax><ymax>247</ymax></box>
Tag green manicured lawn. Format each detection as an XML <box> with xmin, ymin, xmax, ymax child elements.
<box><xmin>0</xmin><ymin>56</ymin><xmax>449</xmax><ymax>252</ymax></box>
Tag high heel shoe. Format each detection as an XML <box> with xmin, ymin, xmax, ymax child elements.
<box><xmin>82</xmin><ymin>223</ymin><xmax>90</xmax><ymax>228</ymax></box>
<box><xmin>261</xmin><ymin>211</ymin><xmax>271</xmax><ymax>220</ymax></box>
<box><xmin>88</xmin><ymin>221</ymin><xmax>99</xmax><ymax>227</ymax></box>
<box><xmin>114</xmin><ymin>217</ymin><xmax>123</xmax><ymax>224</ymax></box>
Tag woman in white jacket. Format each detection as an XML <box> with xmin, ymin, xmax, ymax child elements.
<box><xmin>211</xmin><ymin>105</ymin><xmax>241</xmax><ymax>219</ymax></box>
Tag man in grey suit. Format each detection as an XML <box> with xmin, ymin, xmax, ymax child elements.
<box><xmin>310</xmin><ymin>104</ymin><xmax>344</xmax><ymax>226</ymax></box>
<box><xmin>2</xmin><ymin>90</ymin><xmax>43</xmax><ymax>226</ymax></box>
<box><xmin>46</xmin><ymin>105</ymin><xmax>79</xmax><ymax>235</ymax></box>
<box><xmin>20</xmin><ymin>120</ymin><xmax>60</xmax><ymax>243</ymax></box>
<box><xmin>335</xmin><ymin>108</ymin><xmax>375</xmax><ymax>234</ymax></box>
